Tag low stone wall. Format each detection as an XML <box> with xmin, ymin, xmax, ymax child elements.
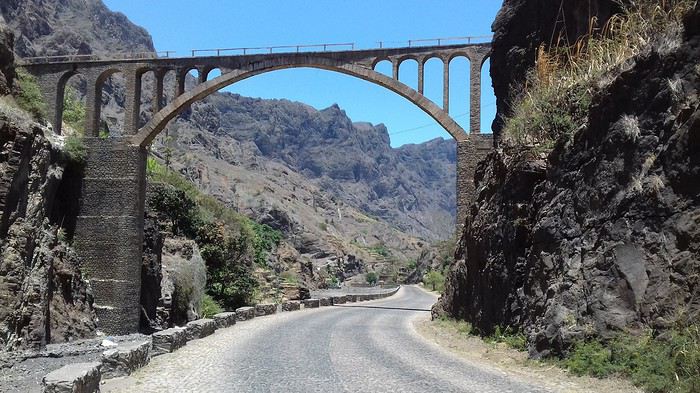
<box><xmin>302</xmin><ymin>299</ymin><xmax>320</xmax><ymax>308</ymax></box>
<box><xmin>42</xmin><ymin>287</ymin><xmax>402</xmax><ymax>391</ymax></box>
<box><xmin>152</xmin><ymin>327</ymin><xmax>187</xmax><ymax>356</ymax></box>
<box><xmin>213</xmin><ymin>312</ymin><xmax>236</xmax><ymax>329</ymax></box>
<box><xmin>43</xmin><ymin>362</ymin><xmax>102</xmax><ymax>393</ymax></box>
<box><xmin>254</xmin><ymin>303</ymin><xmax>277</xmax><ymax>317</ymax></box>
<box><xmin>185</xmin><ymin>319</ymin><xmax>217</xmax><ymax>340</ymax></box>
<box><xmin>281</xmin><ymin>301</ymin><xmax>300</xmax><ymax>312</ymax></box>
<box><xmin>235</xmin><ymin>306</ymin><xmax>255</xmax><ymax>321</ymax></box>
<box><xmin>101</xmin><ymin>341</ymin><xmax>151</xmax><ymax>379</ymax></box>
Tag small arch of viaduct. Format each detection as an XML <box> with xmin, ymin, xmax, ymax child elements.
<box><xmin>21</xmin><ymin>43</ymin><xmax>494</xmax><ymax>335</ymax></box>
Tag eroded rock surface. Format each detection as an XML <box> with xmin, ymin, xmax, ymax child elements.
<box><xmin>438</xmin><ymin>3</ymin><xmax>700</xmax><ymax>356</ymax></box>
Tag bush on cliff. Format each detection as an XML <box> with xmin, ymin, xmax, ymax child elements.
<box><xmin>62</xmin><ymin>87</ymin><xmax>86</xmax><ymax>133</ymax></box>
<box><xmin>147</xmin><ymin>158</ymin><xmax>268</xmax><ymax>309</ymax></box>
<box><xmin>15</xmin><ymin>68</ymin><xmax>45</xmax><ymax>120</ymax></box>
<box><xmin>503</xmin><ymin>1</ymin><xmax>695</xmax><ymax>151</ymax></box>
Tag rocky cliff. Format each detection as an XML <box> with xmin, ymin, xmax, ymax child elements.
<box><xmin>0</xmin><ymin>27</ymin><xmax>95</xmax><ymax>348</ymax></box>
<box><xmin>489</xmin><ymin>0</ymin><xmax>623</xmax><ymax>139</ymax></box>
<box><xmin>437</xmin><ymin>1</ymin><xmax>700</xmax><ymax>356</ymax></box>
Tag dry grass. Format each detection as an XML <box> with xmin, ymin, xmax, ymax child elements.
<box><xmin>503</xmin><ymin>0</ymin><xmax>697</xmax><ymax>150</ymax></box>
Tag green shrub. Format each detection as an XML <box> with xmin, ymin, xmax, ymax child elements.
<box><xmin>200</xmin><ymin>294</ymin><xmax>223</xmax><ymax>318</ymax></box>
<box><xmin>62</xmin><ymin>87</ymin><xmax>85</xmax><ymax>132</ymax></box>
<box><xmin>369</xmin><ymin>244</ymin><xmax>390</xmax><ymax>257</ymax></box>
<box><xmin>562</xmin><ymin>326</ymin><xmax>700</xmax><ymax>393</ymax></box>
<box><xmin>15</xmin><ymin>68</ymin><xmax>46</xmax><ymax>120</ymax></box>
<box><xmin>486</xmin><ymin>325</ymin><xmax>528</xmax><ymax>351</ymax></box>
<box><xmin>422</xmin><ymin>270</ymin><xmax>445</xmax><ymax>292</ymax></box>
<box><xmin>246</xmin><ymin>220</ymin><xmax>282</xmax><ymax>267</ymax></box>
<box><xmin>146</xmin><ymin>159</ymin><xmax>266</xmax><ymax>310</ymax></box>
<box><xmin>64</xmin><ymin>134</ymin><xmax>86</xmax><ymax>163</ymax></box>
<box><xmin>148</xmin><ymin>182</ymin><xmax>198</xmax><ymax>236</ymax></box>
<box><xmin>280</xmin><ymin>270</ymin><xmax>299</xmax><ymax>285</ymax></box>
<box><xmin>365</xmin><ymin>271</ymin><xmax>378</xmax><ymax>286</ymax></box>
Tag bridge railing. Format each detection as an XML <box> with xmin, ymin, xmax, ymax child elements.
<box><xmin>191</xmin><ymin>43</ymin><xmax>355</xmax><ymax>57</ymax></box>
<box><xmin>19</xmin><ymin>51</ymin><xmax>176</xmax><ymax>65</ymax></box>
<box><xmin>377</xmin><ymin>35</ymin><xmax>492</xmax><ymax>49</ymax></box>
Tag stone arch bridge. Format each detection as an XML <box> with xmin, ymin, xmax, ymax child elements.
<box><xmin>22</xmin><ymin>42</ymin><xmax>494</xmax><ymax>334</ymax></box>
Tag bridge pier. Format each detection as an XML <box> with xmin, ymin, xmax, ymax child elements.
<box><xmin>73</xmin><ymin>137</ymin><xmax>146</xmax><ymax>334</ymax></box>
<box><xmin>456</xmin><ymin>134</ymin><xmax>494</xmax><ymax>229</ymax></box>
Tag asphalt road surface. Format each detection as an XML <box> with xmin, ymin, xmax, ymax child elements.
<box><xmin>105</xmin><ymin>286</ymin><xmax>550</xmax><ymax>393</ymax></box>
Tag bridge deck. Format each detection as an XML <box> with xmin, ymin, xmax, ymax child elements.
<box><xmin>19</xmin><ymin>42</ymin><xmax>491</xmax><ymax>67</ymax></box>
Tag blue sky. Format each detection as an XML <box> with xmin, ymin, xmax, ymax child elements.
<box><xmin>103</xmin><ymin>1</ymin><xmax>501</xmax><ymax>147</ymax></box>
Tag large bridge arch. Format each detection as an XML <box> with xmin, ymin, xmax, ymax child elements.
<box><xmin>21</xmin><ymin>42</ymin><xmax>495</xmax><ymax>335</ymax></box>
<box><xmin>133</xmin><ymin>56</ymin><xmax>469</xmax><ymax>147</ymax></box>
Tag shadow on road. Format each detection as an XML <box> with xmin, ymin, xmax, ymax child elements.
<box><xmin>333</xmin><ymin>305</ymin><xmax>431</xmax><ymax>312</ymax></box>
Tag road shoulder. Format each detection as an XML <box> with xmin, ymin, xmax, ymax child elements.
<box><xmin>412</xmin><ymin>314</ymin><xmax>642</xmax><ymax>393</ymax></box>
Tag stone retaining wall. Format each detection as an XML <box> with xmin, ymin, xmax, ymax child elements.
<box><xmin>42</xmin><ymin>286</ymin><xmax>401</xmax><ymax>392</ymax></box>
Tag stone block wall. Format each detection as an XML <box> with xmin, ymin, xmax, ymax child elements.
<box><xmin>72</xmin><ymin>137</ymin><xmax>146</xmax><ymax>335</ymax></box>
<box><xmin>456</xmin><ymin>134</ymin><xmax>494</xmax><ymax>229</ymax></box>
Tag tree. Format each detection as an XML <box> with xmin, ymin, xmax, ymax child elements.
<box><xmin>366</xmin><ymin>271</ymin><xmax>378</xmax><ymax>286</ymax></box>
<box><xmin>423</xmin><ymin>270</ymin><xmax>445</xmax><ymax>292</ymax></box>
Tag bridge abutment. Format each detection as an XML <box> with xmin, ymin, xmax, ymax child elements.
<box><xmin>73</xmin><ymin>137</ymin><xmax>146</xmax><ymax>334</ymax></box>
<box><xmin>456</xmin><ymin>134</ymin><xmax>493</xmax><ymax>229</ymax></box>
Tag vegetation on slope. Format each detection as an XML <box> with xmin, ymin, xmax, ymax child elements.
<box><xmin>503</xmin><ymin>0</ymin><xmax>696</xmax><ymax>151</ymax></box>
<box><xmin>147</xmin><ymin>158</ymin><xmax>282</xmax><ymax>310</ymax></box>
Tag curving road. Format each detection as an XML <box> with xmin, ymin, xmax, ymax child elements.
<box><xmin>105</xmin><ymin>286</ymin><xmax>550</xmax><ymax>393</ymax></box>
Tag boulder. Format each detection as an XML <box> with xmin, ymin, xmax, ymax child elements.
<box><xmin>42</xmin><ymin>362</ymin><xmax>101</xmax><ymax>393</ymax></box>
<box><xmin>319</xmin><ymin>297</ymin><xmax>331</xmax><ymax>306</ymax></box>
<box><xmin>302</xmin><ymin>299</ymin><xmax>320</xmax><ymax>308</ymax></box>
<box><xmin>101</xmin><ymin>341</ymin><xmax>151</xmax><ymax>379</ymax></box>
<box><xmin>281</xmin><ymin>301</ymin><xmax>300</xmax><ymax>312</ymax></box>
<box><xmin>185</xmin><ymin>319</ymin><xmax>216</xmax><ymax>340</ymax></box>
<box><xmin>235</xmin><ymin>306</ymin><xmax>255</xmax><ymax>321</ymax></box>
<box><xmin>255</xmin><ymin>303</ymin><xmax>277</xmax><ymax>317</ymax></box>
<box><xmin>151</xmin><ymin>328</ymin><xmax>187</xmax><ymax>356</ymax></box>
<box><xmin>212</xmin><ymin>312</ymin><xmax>237</xmax><ymax>329</ymax></box>
<box><xmin>346</xmin><ymin>295</ymin><xmax>358</xmax><ymax>302</ymax></box>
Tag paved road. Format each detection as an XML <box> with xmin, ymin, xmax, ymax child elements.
<box><xmin>105</xmin><ymin>286</ymin><xmax>550</xmax><ymax>393</ymax></box>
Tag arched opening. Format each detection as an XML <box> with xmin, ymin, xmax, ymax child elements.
<box><xmin>423</xmin><ymin>57</ymin><xmax>444</xmax><ymax>108</ymax></box>
<box><xmin>481</xmin><ymin>58</ymin><xmax>495</xmax><ymax>133</ymax></box>
<box><xmin>398</xmin><ymin>58</ymin><xmax>418</xmax><ymax>91</ymax></box>
<box><xmin>163</xmin><ymin>69</ymin><xmax>177</xmax><ymax>105</ymax></box>
<box><xmin>97</xmin><ymin>69</ymin><xmax>126</xmax><ymax>138</ymax></box>
<box><xmin>204</xmin><ymin>67</ymin><xmax>222</xmax><ymax>81</ymax></box>
<box><xmin>448</xmin><ymin>56</ymin><xmax>470</xmax><ymax>132</ymax></box>
<box><xmin>55</xmin><ymin>71</ymin><xmax>87</xmax><ymax>136</ymax></box>
<box><xmin>176</xmin><ymin>67</ymin><xmax>200</xmax><ymax>96</ymax></box>
<box><xmin>139</xmin><ymin>69</ymin><xmax>157</xmax><ymax>127</ymax></box>
<box><xmin>373</xmin><ymin>60</ymin><xmax>392</xmax><ymax>79</ymax></box>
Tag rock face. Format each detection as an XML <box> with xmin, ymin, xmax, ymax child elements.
<box><xmin>140</xmin><ymin>213</ymin><xmax>164</xmax><ymax>332</ymax></box>
<box><xmin>490</xmin><ymin>0</ymin><xmax>623</xmax><ymax>140</ymax></box>
<box><xmin>0</xmin><ymin>0</ymin><xmax>154</xmax><ymax>58</ymax></box>
<box><xmin>161</xmin><ymin>238</ymin><xmax>207</xmax><ymax>326</ymax></box>
<box><xmin>438</xmin><ymin>3</ymin><xmax>700</xmax><ymax>356</ymax></box>
<box><xmin>0</xmin><ymin>27</ymin><xmax>15</xmax><ymax>95</ymax></box>
<box><xmin>0</xmin><ymin>111</ymin><xmax>96</xmax><ymax>349</ymax></box>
